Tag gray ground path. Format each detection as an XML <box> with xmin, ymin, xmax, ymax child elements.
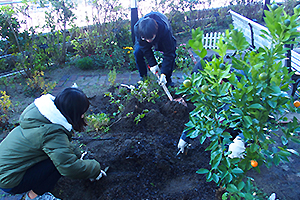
<box><xmin>50</xmin><ymin>71</ymin><xmax>186</xmax><ymax>96</ymax></box>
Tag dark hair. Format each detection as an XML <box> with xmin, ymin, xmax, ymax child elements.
<box><xmin>138</xmin><ymin>17</ymin><xmax>158</xmax><ymax>39</ymax></box>
<box><xmin>54</xmin><ymin>88</ymin><xmax>90</xmax><ymax>132</ymax></box>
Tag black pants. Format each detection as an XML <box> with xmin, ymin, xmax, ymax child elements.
<box><xmin>9</xmin><ymin>158</ymin><xmax>62</xmax><ymax>195</ymax></box>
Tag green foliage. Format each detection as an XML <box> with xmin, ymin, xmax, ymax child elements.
<box><xmin>0</xmin><ymin>5</ymin><xmax>30</xmax><ymax>56</ymax></box>
<box><xmin>122</xmin><ymin>46</ymin><xmax>136</xmax><ymax>71</ymax></box>
<box><xmin>168</xmin><ymin>1</ymin><xmax>263</xmax><ymax>37</ymax></box>
<box><xmin>76</xmin><ymin>56</ymin><xmax>94</xmax><ymax>70</ymax></box>
<box><xmin>131</xmin><ymin>80</ymin><xmax>159</xmax><ymax>103</ymax></box>
<box><xmin>86</xmin><ymin>112</ymin><xmax>110</xmax><ymax>133</ymax></box>
<box><xmin>0</xmin><ymin>90</ymin><xmax>12</xmax><ymax>129</ymax></box>
<box><xmin>153</xmin><ymin>43</ymin><xmax>192</xmax><ymax>72</ymax></box>
<box><xmin>104</xmin><ymin>92</ymin><xmax>124</xmax><ymax>118</ymax></box>
<box><xmin>134</xmin><ymin>109</ymin><xmax>149</xmax><ymax>124</ymax></box>
<box><xmin>37</xmin><ymin>0</ymin><xmax>77</xmax><ymax>64</ymax></box>
<box><xmin>25</xmin><ymin>71</ymin><xmax>57</xmax><ymax>96</ymax></box>
<box><xmin>178</xmin><ymin>4</ymin><xmax>300</xmax><ymax>199</ymax></box>
<box><xmin>175</xmin><ymin>43</ymin><xmax>192</xmax><ymax>70</ymax></box>
<box><xmin>108</xmin><ymin>68</ymin><xmax>117</xmax><ymax>85</ymax></box>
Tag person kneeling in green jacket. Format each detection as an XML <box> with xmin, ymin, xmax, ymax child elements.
<box><xmin>0</xmin><ymin>87</ymin><xmax>106</xmax><ymax>200</ymax></box>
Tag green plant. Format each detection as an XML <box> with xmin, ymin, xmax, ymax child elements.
<box><xmin>76</xmin><ymin>56</ymin><xmax>94</xmax><ymax>70</ymax></box>
<box><xmin>104</xmin><ymin>92</ymin><xmax>124</xmax><ymax>117</ymax></box>
<box><xmin>123</xmin><ymin>46</ymin><xmax>136</xmax><ymax>71</ymax></box>
<box><xmin>177</xmin><ymin>4</ymin><xmax>300</xmax><ymax>199</ymax></box>
<box><xmin>86</xmin><ymin>113</ymin><xmax>110</xmax><ymax>133</ymax></box>
<box><xmin>108</xmin><ymin>67</ymin><xmax>117</xmax><ymax>85</ymax></box>
<box><xmin>25</xmin><ymin>71</ymin><xmax>57</xmax><ymax>96</ymax></box>
<box><xmin>0</xmin><ymin>90</ymin><xmax>12</xmax><ymax>129</ymax></box>
<box><xmin>134</xmin><ymin>109</ymin><xmax>149</xmax><ymax>124</ymax></box>
<box><xmin>131</xmin><ymin>80</ymin><xmax>159</xmax><ymax>103</ymax></box>
<box><xmin>0</xmin><ymin>90</ymin><xmax>11</xmax><ymax>114</ymax></box>
<box><xmin>175</xmin><ymin>43</ymin><xmax>193</xmax><ymax>71</ymax></box>
<box><xmin>154</xmin><ymin>51</ymin><xmax>163</xmax><ymax>66</ymax></box>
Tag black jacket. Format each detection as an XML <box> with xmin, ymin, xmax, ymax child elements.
<box><xmin>134</xmin><ymin>12</ymin><xmax>176</xmax><ymax>75</ymax></box>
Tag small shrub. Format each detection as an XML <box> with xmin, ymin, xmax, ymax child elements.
<box><xmin>86</xmin><ymin>113</ymin><xmax>110</xmax><ymax>132</ymax></box>
<box><xmin>25</xmin><ymin>70</ymin><xmax>57</xmax><ymax>96</ymax></box>
<box><xmin>134</xmin><ymin>109</ymin><xmax>149</xmax><ymax>124</ymax></box>
<box><xmin>0</xmin><ymin>90</ymin><xmax>12</xmax><ymax>129</ymax></box>
<box><xmin>76</xmin><ymin>56</ymin><xmax>94</xmax><ymax>70</ymax></box>
<box><xmin>131</xmin><ymin>80</ymin><xmax>159</xmax><ymax>103</ymax></box>
<box><xmin>108</xmin><ymin>68</ymin><xmax>117</xmax><ymax>85</ymax></box>
<box><xmin>175</xmin><ymin>43</ymin><xmax>193</xmax><ymax>71</ymax></box>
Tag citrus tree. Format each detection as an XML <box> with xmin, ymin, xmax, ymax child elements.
<box><xmin>177</xmin><ymin>4</ymin><xmax>300</xmax><ymax>199</ymax></box>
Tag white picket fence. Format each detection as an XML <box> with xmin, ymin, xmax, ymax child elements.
<box><xmin>202</xmin><ymin>32</ymin><xmax>225</xmax><ymax>49</ymax></box>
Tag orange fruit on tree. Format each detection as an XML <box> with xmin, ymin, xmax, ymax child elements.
<box><xmin>294</xmin><ymin>100</ymin><xmax>300</xmax><ymax>108</ymax></box>
<box><xmin>251</xmin><ymin>160</ymin><xmax>258</xmax><ymax>167</ymax></box>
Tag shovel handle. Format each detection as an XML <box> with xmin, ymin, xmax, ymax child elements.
<box><xmin>148</xmin><ymin>65</ymin><xmax>173</xmax><ymax>101</ymax></box>
<box><xmin>161</xmin><ymin>83</ymin><xmax>173</xmax><ymax>101</ymax></box>
<box><xmin>154</xmin><ymin>70</ymin><xmax>173</xmax><ymax>101</ymax></box>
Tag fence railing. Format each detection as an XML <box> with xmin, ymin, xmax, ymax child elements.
<box><xmin>202</xmin><ymin>32</ymin><xmax>225</xmax><ymax>49</ymax></box>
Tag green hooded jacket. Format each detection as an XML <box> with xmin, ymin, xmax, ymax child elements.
<box><xmin>0</xmin><ymin>94</ymin><xmax>101</xmax><ymax>189</ymax></box>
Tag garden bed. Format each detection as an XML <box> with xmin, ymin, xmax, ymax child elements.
<box><xmin>51</xmin><ymin>84</ymin><xmax>218</xmax><ymax>199</ymax></box>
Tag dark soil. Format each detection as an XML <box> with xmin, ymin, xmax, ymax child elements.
<box><xmin>51</xmin><ymin>86</ymin><xmax>217</xmax><ymax>200</ymax></box>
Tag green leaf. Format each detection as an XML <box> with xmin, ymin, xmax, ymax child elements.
<box><xmin>287</xmin><ymin>148</ymin><xmax>299</xmax><ymax>156</ymax></box>
<box><xmin>291</xmin><ymin>137</ymin><xmax>300</xmax><ymax>144</ymax></box>
<box><xmin>278</xmin><ymin>150</ymin><xmax>291</xmax><ymax>157</ymax></box>
<box><xmin>207</xmin><ymin>171</ymin><xmax>213</xmax><ymax>182</ymax></box>
<box><xmin>206</xmin><ymin>140</ymin><xmax>218</xmax><ymax>151</ymax></box>
<box><xmin>187</xmin><ymin>129</ymin><xmax>200</xmax><ymax>139</ymax></box>
<box><xmin>196</xmin><ymin>168</ymin><xmax>209</xmax><ymax>174</ymax></box>
<box><xmin>226</xmin><ymin>184</ymin><xmax>239</xmax><ymax>193</ymax></box>
<box><xmin>248</xmin><ymin>103</ymin><xmax>265</xmax><ymax>109</ymax></box>
<box><xmin>231</xmin><ymin>108</ymin><xmax>243</xmax><ymax>115</ymax></box>
<box><xmin>250</xmin><ymin>143</ymin><xmax>259</xmax><ymax>153</ymax></box>
<box><xmin>243</xmin><ymin>116</ymin><xmax>252</xmax><ymax>128</ymax></box>
<box><xmin>212</xmin><ymin>173</ymin><xmax>219</xmax><ymax>183</ymax></box>
<box><xmin>222</xmin><ymin>131</ymin><xmax>233</xmax><ymax>139</ymax></box>
<box><xmin>211</xmin><ymin>153</ymin><xmax>222</xmax><ymax>169</ymax></box>
<box><xmin>199</xmin><ymin>134</ymin><xmax>206</xmax><ymax>144</ymax></box>
<box><xmin>281</xmin><ymin>136</ymin><xmax>288</xmax><ymax>145</ymax></box>
<box><xmin>225</xmin><ymin>173</ymin><xmax>233</xmax><ymax>183</ymax></box>
<box><xmin>267</xmin><ymin>100</ymin><xmax>277</xmax><ymax>108</ymax></box>
<box><xmin>238</xmin><ymin>181</ymin><xmax>245</xmax><ymax>191</ymax></box>
<box><xmin>232</xmin><ymin>167</ymin><xmax>244</xmax><ymax>174</ymax></box>
<box><xmin>199</xmin><ymin>48</ymin><xmax>207</xmax><ymax>58</ymax></box>
<box><xmin>273</xmin><ymin>154</ymin><xmax>280</xmax><ymax>165</ymax></box>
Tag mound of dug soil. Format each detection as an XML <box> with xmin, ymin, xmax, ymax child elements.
<box><xmin>52</xmin><ymin>86</ymin><xmax>217</xmax><ymax>200</ymax></box>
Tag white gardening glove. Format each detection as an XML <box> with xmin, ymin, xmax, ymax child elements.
<box><xmin>150</xmin><ymin>65</ymin><xmax>159</xmax><ymax>75</ymax></box>
<box><xmin>228</xmin><ymin>136</ymin><xmax>246</xmax><ymax>158</ymax></box>
<box><xmin>177</xmin><ymin>138</ymin><xmax>188</xmax><ymax>154</ymax></box>
<box><xmin>89</xmin><ymin>170</ymin><xmax>107</xmax><ymax>181</ymax></box>
<box><xmin>159</xmin><ymin>74</ymin><xmax>167</xmax><ymax>86</ymax></box>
